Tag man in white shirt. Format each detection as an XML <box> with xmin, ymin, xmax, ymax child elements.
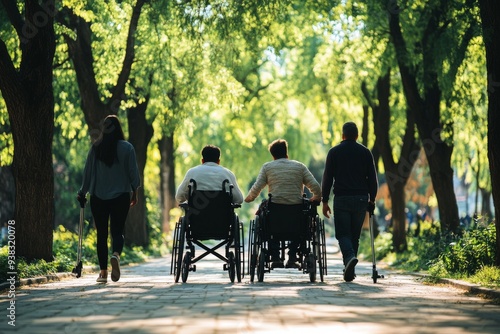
<box><xmin>175</xmin><ymin>145</ymin><xmax>244</xmax><ymax>204</ymax></box>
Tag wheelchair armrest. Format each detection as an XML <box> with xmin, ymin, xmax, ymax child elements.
<box><xmin>303</xmin><ymin>199</ymin><xmax>320</xmax><ymax>215</ymax></box>
<box><xmin>310</xmin><ymin>200</ymin><xmax>321</xmax><ymax>207</ymax></box>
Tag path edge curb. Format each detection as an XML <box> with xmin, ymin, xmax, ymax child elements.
<box><xmin>407</xmin><ymin>272</ymin><xmax>500</xmax><ymax>300</ymax></box>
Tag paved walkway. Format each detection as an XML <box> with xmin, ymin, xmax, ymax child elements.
<box><xmin>1</xmin><ymin>247</ymin><xmax>500</xmax><ymax>334</ymax></box>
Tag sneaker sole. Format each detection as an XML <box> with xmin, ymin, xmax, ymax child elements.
<box><xmin>111</xmin><ymin>257</ymin><xmax>120</xmax><ymax>282</ymax></box>
<box><xmin>344</xmin><ymin>258</ymin><xmax>358</xmax><ymax>282</ymax></box>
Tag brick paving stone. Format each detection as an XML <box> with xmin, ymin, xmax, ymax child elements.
<box><xmin>1</xmin><ymin>248</ymin><xmax>500</xmax><ymax>333</ymax></box>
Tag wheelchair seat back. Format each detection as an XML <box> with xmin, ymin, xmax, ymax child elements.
<box><xmin>186</xmin><ymin>190</ymin><xmax>234</xmax><ymax>240</ymax></box>
<box><xmin>265</xmin><ymin>202</ymin><xmax>307</xmax><ymax>241</ymax></box>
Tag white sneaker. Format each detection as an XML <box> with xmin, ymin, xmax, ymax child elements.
<box><xmin>96</xmin><ymin>275</ymin><xmax>107</xmax><ymax>283</ymax></box>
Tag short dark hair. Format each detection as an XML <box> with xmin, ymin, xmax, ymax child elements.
<box><xmin>201</xmin><ymin>145</ymin><xmax>221</xmax><ymax>163</ymax></box>
<box><xmin>342</xmin><ymin>122</ymin><xmax>358</xmax><ymax>140</ymax></box>
<box><xmin>268</xmin><ymin>139</ymin><xmax>288</xmax><ymax>159</ymax></box>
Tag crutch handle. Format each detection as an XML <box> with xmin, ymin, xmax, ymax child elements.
<box><xmin>77</xmin><ymin>192</ymin><xmax>87</xmax><ymax>208</ymax></box>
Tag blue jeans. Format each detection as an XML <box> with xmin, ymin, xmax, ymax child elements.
<box><xmin>333</xmin><ymin>195</ymin><xmax>368</xmax><ymax>266</ymax></box>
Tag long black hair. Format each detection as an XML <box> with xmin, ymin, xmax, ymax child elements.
<box><xmin>93</xmin><ymin>115</ymin><xmax>125</xmax><ymax>167</ymax></box>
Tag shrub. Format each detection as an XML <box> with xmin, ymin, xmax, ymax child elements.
<box><xmin>0</xmin><ymin>219</ymin><xmax>168</xmax><ymax>282</ymax></box>
<box><xmin>469</xmin><ymin>266</ymin><xmax>500</xmax><ymax>288</ymax></box>
<box><xmin>431</xmin><ymin>223</ymin><xmax>496</xmax><ymax>276</ymax></box>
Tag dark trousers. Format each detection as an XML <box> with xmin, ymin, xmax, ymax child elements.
<box><xmin>90</xmin><ymin>193</ymin><xmax>130</xmax><ymax>270</ymax></box>
<box><xmin>334</xmin><ymin>195</ymin><xmax>368</xmax><ymax>266</ymax></box>
<box><xmin>269</xmin><ymin>240</ymin><xmax>299</xmax><ymax>260</ymax></box>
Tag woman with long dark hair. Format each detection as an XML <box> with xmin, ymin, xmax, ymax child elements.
<box><xmin>78</xmin><ymin>115</ymin><xmax>141</xmax><ymax>283</ymax></box>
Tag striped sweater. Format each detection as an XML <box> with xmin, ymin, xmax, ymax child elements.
<box><xmin>246</xmin><ymin>158</ymin><xmax>321</xmax><ymax>205</ymax></box>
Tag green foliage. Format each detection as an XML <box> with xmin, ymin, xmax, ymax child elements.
<box><xmin>0</xmin><ymin>246</ymin><xmax>73</xmax><ymax>282</ymax></box>
<box><xmin>361</xmin><ymin>219</ymin><xmax>498</xmax><ymax>288</ymax></box>
<box><xmin>0</xmin><ymin>94</ymin><xmax>12</xmax><ymax>165</ymax></box>
<box><xmin>359</xmin><ymin>230</ymin><xmax>393</xmax><ymax>262</ymax></box>
<box><xmin>0</xmin><ymin>222</ymin><xmax>167</xmax><ymax>282</ymax></box>
<box><xmin>469</xmin><ymin>266</ymin><xmax>500</xmax><ymax>289</ymax></box>
<box><xmin>52</xmin><ymin>224</ymin><xmax>160</xmax><ymax>267</ymax></box>
<box><xmin>52</xmin><ymin>224</ymin><xmax>97</xmax><ymax>266</ymax></box>
<box><xmin>431</xmin><ymin>223</ymin><xmax>496</xmax><ymax>276</ymax></box>
<box><xmin>145</xmin><ymin>196</ymin><xmax>170</xmax><ymax>256</ymax></box>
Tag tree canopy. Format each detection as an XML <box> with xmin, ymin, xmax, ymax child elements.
<box><xmin>0</xmin><ymin>0</ymin><xmax>497</xmax><ymax>262</ymax></box>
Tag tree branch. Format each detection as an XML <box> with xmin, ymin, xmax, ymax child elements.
<box><xmin>108</xmin><ymin>0</ymin><xmax>147</xmax><ymax>108</ymax></box>
<box><xmin>59</xmin><ymin>6</ymin><xmax>105</xmax><ymax>130</ymax></box>
<box><xmin>1</xmin><ymin>0</ymin><xmax>25</xmax><ymax>40</ymax></box>
<box><xmin>361</xmin><ymin>80</ymin><xmax>376</xmax><ymax>110</ymax></box>
<box><xmin>388</xmin><ymin>4</ymin><xmax>423</xmax><ymax>113</ymax></box>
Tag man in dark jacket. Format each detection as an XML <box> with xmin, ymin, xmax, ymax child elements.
<box><xmin>321</xmin><ymin>122</ymin><xmax>378</xmax><ymax>282</ymax></box>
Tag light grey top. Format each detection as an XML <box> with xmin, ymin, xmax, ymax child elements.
<box><xmin>175</xmin><ymin>162</ymin><xmax>244</xmax><ymax>204</ymax></box>
<box><xmin>79</xmin><ymin>140</ymin><xmax>141</xmax><ymax>200</ymax></box>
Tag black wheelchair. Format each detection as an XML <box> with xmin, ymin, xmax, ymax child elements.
<box><xmin>170</xmin><ymin>179</ymin><xmax>244</xmax><ymax>283</ymax></box>
<box><xmin>247</xmin><ymin>194</ymin><xmax>327</xmax><ymax>283</ymax></box>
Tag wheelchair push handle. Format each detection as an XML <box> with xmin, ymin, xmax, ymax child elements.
<box><xmin>222</xmin><ymin>179</ymin><xmax>233</xmax><ymax>197</ymax></box>
<box><xmin>222</xmin><ymin>179</ymin><xmax>241</xmax><ymax>208</ymax></box>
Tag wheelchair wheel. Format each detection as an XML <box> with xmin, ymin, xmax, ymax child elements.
<box><xmin>181</xmin><ymin>251</ymin><xmax>191</xmax><ymax>283</ymax></box>
<box><xmin>307</xmin><ymin>253</ymin><xmax>317</xmax><ymax>283</ymax></box>
<box><xmin>228</xmin><ymin>251</ymin><xmax>236</xmax><ymax>283</ymax></box>
<box><xmin>234</xmin><ymin>217</ymin><xmax>244</xmax><ymax>283</ymax></box>
<box><xmin>257</xmin><ymin>248</ymin><xmax>267</xmax><ymax>283</ymax></box>
<box><xmin>248</xmin><ymin>218</ymin><xmax>260</xmax><ymax>282</ymax></box>
<box><xmin>247</xmin><ymin>219</ymin><xmax>254</xmax><ymax>277</ymax></box>
<box><xmin>316</xmin><ymin>216</ymin><xmax>327</xmax><ymax>282</ymax></box>
<box><xmin>171</xmin><ymin>218</ymin><xmax>185</xmax><ymax>283</ymax></box>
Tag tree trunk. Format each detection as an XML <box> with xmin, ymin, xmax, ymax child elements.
<box><xmin>480</xmin><ymin>188</ymin><xmax>493</xmax><ymax>219</ymax></box>
<box><xmin>0</xmin><ymin>166</ymin><xmax>15</xmax><ymax>224</ymax></box>
<box><xmin>159</xmin><ymin>134</ymin><xmax>176</xmax><ymax>235</ymax></box>
<box><xmin>361</xmin><ymin>104</ymin><xmax>369</xmax><ymax>147</ymax></box>
<box><xmin>125</xmin><ymin>101</ymin><xmax>153</xmax><ymax>247</ymax></box>
<box><xmin>419</xmin><ymin>82</ymin><xmax>460</xmax><ymax>231</ymax></box>
<box><xmin>391</xmin><ymin>184</ymin><xmax>407</xmax><ymax>252</ymax></box>
<box><xmin>388</xmin><ymin>6</ymin><xmax>460</xmax><ymax>232</ymax></box>
<box><xmin>0</xmin><ymin>0</ymin><xmax>56</xmax><ymax>261</ymax></box>
<box><xmin>478</xmin><ymin>0</ymin><xmax>500</xmax><ymax>266</ymax></box>
<box><xmin>362</xmin><ymin>71</ymin><xmax>420</xmax><ymax>252</ymax></box>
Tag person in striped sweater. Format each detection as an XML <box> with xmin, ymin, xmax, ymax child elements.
<box><xmin>245</xmin><ymin>139</ymin><xmax>321</xmax><ymax>268</ymax></box>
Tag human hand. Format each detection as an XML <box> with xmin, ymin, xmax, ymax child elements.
<box><xmin>322</xmin><ymin>203</ymin><xmax>331</xmax><ymax>218</ymax></box>
<box><xmin>77</xmin><ymin>192</ymin><xmax>87</xmax><ymax>208</ymax></box>
<box><xmin>309</xmin><ymin>196</ymin><xmax>321</xmax><ymax>204</ymax></box>
<box><xmin>130</xmin><ymin>191</ymin><xmax>138</xmax><ymax>207</ymax></box>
